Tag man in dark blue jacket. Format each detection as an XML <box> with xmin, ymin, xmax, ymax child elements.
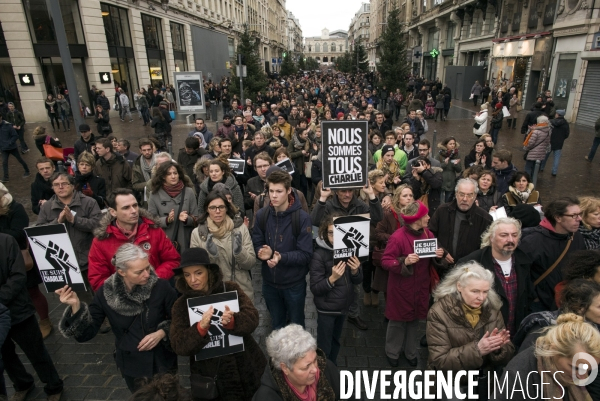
<box><xmin>541</xmin><ymin>110</ymin><xmax>570</xmax><ymax>176</ymax></box>
<box><xmin>252</xmin><ymin>170</ymin><xmax>313</xmax><ymax>330</ymax></box>
<box><xmin>0</xmin><ymin>117</ymin><xmax>30</xmax><ymax>183</ymax></box>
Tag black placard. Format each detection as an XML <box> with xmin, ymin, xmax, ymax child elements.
<box><xmin>18</xmin><ymin>73</ymin><xmax>35</xmax><ymax>86</ymax></box>
<box><xmin>99</xmin><ymin>72</ymin><xmax>112</xmax><ymax>84</ymax></box>
<box><xmin>321</xmin><ymin>120</ymin><xmax>369</xmax><ymax>189</ymax></box>
<box><xmin>414</xmin><ymin>238</ymin><xmax>438</xmax><ymax>258</ymax></box>
<box><xmin>228</xmin><ymin>159</ymin><xmax>245</xmax><ymax>175</ymax></box>
<box><xmin>275</xmin><ymin>157</ymin><xmax>295</xmax><ymax>175</ymax></box>
<box><xmin>333</xmin><ymin>214</ymin><xmax>370</xmax><ymax>263</ymax></box>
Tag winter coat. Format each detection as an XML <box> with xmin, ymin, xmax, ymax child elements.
<box><xmin>252</xmin><ymin>349</ymin><xmax>339</xmax><ymax>401</ymax></box>
<box><xmin>253</xmin><ymin>188</ymin><xmax>309</xmax><ymax>226</ymax></box>
<box><xmin>0</xmin><ymin>201</ymin><xmax>28</xmax><ymax>250</ymax></box>
<box><xmin>244</xmin><ymin>176</ymin><xmax>266</xmax><ymax>211</ymax></box>
<box><xmin>464</xmin><ymin>148</ymin><xmax>493</xmax><ymax>169</ymax></box>
<box><xmin>0</xmin><ymin>233</ymin><xmax>36</xmax><ymax>326</ymax></box>
<box><xmin>252</xmin><ymin>191</ymin><xmax>313</xmax><ymax>289</ymax></box>
<box><xmin>429</xmin><ymin>200</ymin><xmax>493</xmax><ymax>264</ymax></box>
<box><xmin>494</xmin><ymin>164</ymin><xmax>517</xmax><ymax>196</ymax></box>
<box><xmin>73</xmin><ymin>134</ymin><xmax>96</xmax><ymax>161</ymax></box>
<box><xmin>93</xmin><ymin>152</ymin><xmax>132</xmax><ymax>199</ymax></box>
<box><xmin>176</xmin><ymin>148</ymin><xmax>207</xmax><ymax>186</ymax></box>
<box><xmin>56</xmin><ymin>98</ymin><xmax>70</xmax><ymax>115</ymax></box>
<box><xmin>491</xmin><ymin>109</ymin><xmax>503</xmax><ymax>129</ymax></box>
<box><xmin>197</xmin><ymin>175</ymin><xmax>244</xmax><ymax>216</ymax></box>
<box><xmin>371</xmin><ymin>209</ymin><xmax>404</xmax><ymax>292</ymax></box>
<box><xmin>426</xmin><ymin>294</ymin><xmax>514</xmax><ymax>379</ymax></box>
<box><xmin>549</xmin><ymin>117</ymin><xmax>570</xmax><ymax>150</ymax></box>
<box><xmin>520</xmin><ymin>223</ymin><xmax>586</xmax><ymax>311</ymax></box>
<box><xmin>407</xmin><ymin>166</ymin><xmax>443</xmax><ymax>217</ymax></box>
<box><xmin>457</xmin><ymin>247</ymin><xmax>534</xmax><ymax>333</ymax></box>
<box><xmin>501</xmin><ymin>184</ymin><xmax>540</xmax><ymax>213</ymax></box>
<box><xmin>311</xmin><ymin>193</ymin><xmax>384</xmax><ymax>227</ymax></box>
<box><xmin>33</xmin><ymin>133</ymin><xmax>61</xmax><ymax>157</ymax></box>
<box><xmin>4</xmin><ymin>109</ymin><xmax>25</xmax><ymax>129</ymax></box>
<box><xmin>94</xmin><ymin>111</ymin><xmax>112</xmax><ymax>136</ymax></box>
<box><xmin>520</xmin><ymin>108</ymin><xmax>543</xmax><ymax>134</ymax></box>
<box><xmin>382</xmin><ymin>225</ymin><xmax>435</xmax><ymax>321</ymax></box>
<box><xmin>148</xmin><ymin>187</ymin><xmax>199</xmax><ymax>252</ymax></box>
<box><xmin>190</xmin><ymin>217</ymin><xmax>256</xmax><ymax>300</ymax></box>
<box><xmin>30</xmin><ymin>173</ymin><xmax>55</xmax><ymax>215</ymax></box>
<box><xmin>170</xmin><ymin>269</ymin><xmax>266</xmax><ymax>401</ymax></box>
<box><xmin>403</xmin><ymin>116</ymin><xmax>424</xmax><ymax>139</ymax></box>
<box><xmin>437</xmin><ymin>143</ymin><xmax>462</xmax><ymax>192</ymax></box>
<box><xmin>471</xmin><ymin>83</ymin><xmax>482</xmax><ymax>96</ymax></box>
<box><xmin>36</xmin><ymin>192</ymin><xmax>102</xmax><ymax>270</ymax></box>
<box><xmin>87</xmin><ymin>209</ymin><xmax>181</xmax><ymax>291</ymax></box>
<box><xmin>74</xmin><ymin>171</ymin><xmax>106</xmax><ymax>209</ymax></box>
<box><xmin>96</xmin><ymin>95</ymin><xmax>110</xmax><ymax>111</ymax></box>
<box><xmin>435</xmin><ymin>94</ymin><xmax>445</xmax><ymax>109</ymax></box>
<box><xmin>509</xmin><ymin>97</ymin><xmax>520</xmax><ymax>119</ymax></box>
<box><xmin>310</xmin><ymin>238</ymin><xmax>363</xmax><ymax>315</ymax></box>
<box><xmin>476</xmin><ymin>187</ymin><xmax>502</xmax><ymax>212</ymax></box>
<box><xmin>524</xmin><ymin>124</ymin><xmax>551</xmax><ymax>161</ymax></box>
<box><xmin>0</xmin><ymin>121</ymin><xmax>18</xmax><ymax>151</ymax></box>
<box><xmin>59</xmin><ymin>272</ymin><xmax>178</xmax><ymax>378</ymax></box>
<box><xmin>473</xmin><ymin>110</ymin><xmax>488</xmax><ymax>136</ymax></box>
<box><xmin>287</xmin><ymin>135</ymin><xmax>310</xmax><ymax>174</ymax></box>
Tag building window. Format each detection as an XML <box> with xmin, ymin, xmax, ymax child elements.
<box><xmin>101</xmin><ymin>4</ymin><xmax>132</xmax><ymax>48</ymax></box>
<box><xmin>427</xmin><ymin>27</ymin><xmax>439</xmax><ymax>50</ymax></box>
<box><xmin>316</xmin><ymin>43</ymin><xmax>321</xmax><ymax>52</ymax></box>
<box><xmin>23</xmin><ymin>0</ymin><xmax>85</xmax><ymax>44</ymax></box>
<box><xmin>170</xmin><ymin>22</ymin><xmax>187</xmax><ymax>72</ymax></box>
<box><xmin>323</xmin><ymin>43</ymin><xmax>328</xmax><ymax>52</ymax></box>
<box><xmin>141</xmin><ymin>14</ymin><xmax>168</xmax><ymax>86</ymax></box>
<box><xmin>446</xmin><ymin>22</ymin><xmax>455</xmax><ymax>48</ymax></box>
<box><xmin>228</xmin><ymin>37</ymin><xmax>235</xmax><ymax>58</ymax></box>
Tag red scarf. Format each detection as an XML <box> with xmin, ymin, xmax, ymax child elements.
<box><xmin>163</xmin><ymin>180</ymin><xmax>185</xmax><ymax>198</ymax></box>
<box><xmin>283</xmin><ymin>368</ymin><xmax>320</xmax><ymax>401</ymax></box>
<box><xmin>115</xmin><ymin>220</ymin><xmax>138</xmax><ymax>241</ymax></box>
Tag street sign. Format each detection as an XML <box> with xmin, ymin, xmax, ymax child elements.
<box><xmin>236</xmin><ymin>65</ymin><xmax>247</xmax><ymax>78</ymax></box>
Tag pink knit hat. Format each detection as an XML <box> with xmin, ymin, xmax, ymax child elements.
<box><xmin>401</xmin><ymin>201</ymin><xmax>429</xmax><ymax>224</ymax></box>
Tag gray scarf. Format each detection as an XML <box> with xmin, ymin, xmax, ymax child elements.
<box><xmin>141</xmin><ymin>154</ymin><xmax>156</xmax><ymax>181</ymax></box>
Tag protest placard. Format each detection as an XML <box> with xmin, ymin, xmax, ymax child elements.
<box><xmin>275</xmin><ymin>157</ymin><xmax>295</xmax><ymax>175</ymax></box>
<box><xmin>333</xmin><ymin>214</ymin><xmax>370</xmax><ymax>264</ymax></box>
<box><xmin>24</xmin><ymin>224</ymin><xmax>87</xmax><ymax>292</ymax></box>
<box><xmin>321</xmin><ymin>120</ymin><xmax>369</xmax><ymax>189</ymax></box>
<box><xmin>187</xmin><ymin>291</ymin><xmax>244</xmax><ymax>361</ymax></box>
<box><xmin>414</xmin><ymin>238</ymin><xmax>438</xmax><ymax>258</ymax></box>
<box><xmin>228</xmin><ymin>159</ymin><xmax>245</xmax><ymax>175</ymax></box>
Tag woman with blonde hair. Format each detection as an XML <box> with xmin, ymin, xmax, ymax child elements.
<box><xmin>427</xmin><ymin>261</ymin><xmax>514</xmax><ymax>398</ymax></box>
<box><xmin>578</xmin><ymin>196</ymin><xmax>600</xmax><ymax>250</ymax></box>
<box><xmin>495</xmin><ymin>313</ymin><xmax>600</xmax><ymax>401</ymax></box>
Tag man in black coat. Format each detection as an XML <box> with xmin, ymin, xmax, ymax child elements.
<box><xmin>457</xmin><ymin>218</ymin><xmax>534</xmax><ymax>335</ymax></box>
<box><xmin>31</xmin><ymin>158</ymin><xmax>56</xmax><ymax>215</ymax></box>
<box><xmin>96</xmin><ymin>91</ymin><xmax>110</xmax><ymax>111</ymax></box>
<box><xmin>521</xmin><ymin>102</ymin><xmax>543</xmax><ymax>134</ymax></box>
<box><xmin>0</xmin><ymin>233</ymin><xmax>64</xmax><ymax>400</ymax></box>
<box><xmin>176</xmin><ymin>136</ymin><xmax>207</xmax><ymax>186</ymax></box>
<box><xmin>73</xmin><ymin>124</ymin><xmax>96</xmax><ymax>162</ymax></box>
<box><xmin>541</xmin><ymin>110</ymin><xmax>570</xmax><ymax>176</ymax></box>
<box><xmin>244</xmin><ymin>131</ymin><xmax>275</xmax><ymax>179</ymax></box>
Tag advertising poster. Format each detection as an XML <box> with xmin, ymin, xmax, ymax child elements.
<box><xmin>187</xmin><ymin>291</ymin><xmax>244</xmax><ymax>361</ymax></box>
<box><xmin>321</xmin><ymin>121</ymin><xmax>369</xmax><ymax>189</ymax></box>
<box><xmin>333</xmin><ymin>214</ymin><xmax>370</xmax><ymax>264</ymax></box>
<box><xmin>24</xmin><ymin>224</ymin><xmax>86</xmax><ymax>293</ymax></box>
<box><xmin>174</xmin><ymin>72</ymin><xmax>205</xmax><ymax>112</ymax></box>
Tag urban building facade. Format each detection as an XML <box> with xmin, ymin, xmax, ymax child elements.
<box><xmin>1</xmin><ymin>0</ymin><xmax>293</xmax><ymax>123</ymax></box>
<box><xmin>303</xmin><ymin>29</ymin><xmax>348</xmax><ymax>66</ymax></box>
<box><xmin>287</xmin><ymin>11</ymin><xmax>303</xmax><ymax>59</ymax></box>
<box><xmin>348</xmin><ymin>3</ymin><xmax>370</xmax><ymax>60</ymax></box>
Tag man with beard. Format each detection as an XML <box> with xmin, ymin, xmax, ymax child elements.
<box><xmin>458</xmin><ymin>218</ymin><xmax>534</xmax><ymax>336</ymax></box>
<box><xmin>132</xmin><ymin>138</ymin><xmax>156</xmax><ymax>205</ymax></box>
<box><xmin>216</xmin><ymin>115</ymin><xmax>234</xmax><ymax>142</ymax></box>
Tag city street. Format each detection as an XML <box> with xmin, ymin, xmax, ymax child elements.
<box><xmin>2</xmin><ymin>101</ymin><xmax>599</xmax><ymax>400</ymax></box>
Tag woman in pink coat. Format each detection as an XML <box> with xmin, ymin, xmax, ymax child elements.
<box><xmin>381</xmin><ymin>201</ymin><xmax>444</xmax><ymax>368</ymax></box>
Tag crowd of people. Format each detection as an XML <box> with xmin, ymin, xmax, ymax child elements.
<box><xmin>0</xmin><ymin>70</ymin><xmax>599</xmax><ymax>401</ymax></box>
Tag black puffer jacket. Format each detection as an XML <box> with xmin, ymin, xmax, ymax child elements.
<box><xmin>30</xmin><ymin>173</ymin><xmax>55</xmax><ymax>215</ymax></box>
<box><xmin>549</xmin><ymin>116</ymin><xmax>570</xmax><ymax>150</ymax></box>
<box><xmin>309</xmin><ymin>238</ymin><xmax>363</xmax><ymax>315</ymax></box>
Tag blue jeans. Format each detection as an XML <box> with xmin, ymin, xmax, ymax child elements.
<box><xmin>541</xmin><ymin>149</ymin><xmax>562</xmax><ymax>175</ymax></box>
<box><xmin>491</xmin><ymin>127</ymin><xmax>500</xmax><ymax>145</ymax></box>
<box><xmin>262</xmin><ymin>281</ymin><xmax>306</xmax><ymax>330</ymax></box>
<box><xmin>588</xmin><ymin>137</ymin><xmax>600</xmax><ymax>161</ymax></box>
<box><xmin>317</xmin><ymin>313</ymin><xmax>345</xmax><ymax>365</ymax></box>
<box><xmin>524</xmin><ymin>159</ymin><xmax>537</xmax><ymax>178</ymax></box>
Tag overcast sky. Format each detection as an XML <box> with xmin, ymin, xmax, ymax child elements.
<box><xmin>287</xmin><ymin>0</ymin><xmax>367</xmax><ymax>38</ymax></box>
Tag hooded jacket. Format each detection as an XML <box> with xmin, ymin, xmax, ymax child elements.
<box><xmin>197</xmin><ymin>174</ymin><xmax>244</xmax><ymax>216</ymax></box>
<box><xmin>59</xmin><ymin>271</ymin><xmax>178</xmax><ymax>378</ymax></box>
<box><xmin>524</xmin><ymin>124</ymin><xmax>551</xmax><ymax>161</ymax></box>
<box><xmin>170</xmin><ymin>268</ymin><xmax>266</xmax><ymax>400</ymax></box>
<box><xmin>549</xmin><ymin>117</ymin><xmax>570</xmax><ymax>150</ymax></box>
<box><xmin>252</xmin><ymin>191</ymin><xmax>313</xmax><ymax>289</ymax></box>
<box><xmin>93</xmin><ymin>152</ymin><xmax>132</xmax><ymax>199</ymax></box>
<box><xmin>36</xmin><ymin>192</ymin><xmax>102</xmax><ymax>270</ymax></box>
<box><xmin>73</xmin><ymin>133</ymin><xmax>96</xmax><ymax>161</ymax></box>
<box><xmin>310</xmin><ymin>238</ymin><xmax>363</xmax><ymax>315</ymax></box>
<box><xmin>520</xmin><ymin>221</ymin><xmax>586</xmax><ymax>311</ymax></box>
<box><xmin>30</xmin><ymin>172</ymin><xmax>55</xmax><ymax>215</ymax></box>
<box><xmin>494</xmin><ymin>163</ymin><xmax>517</xmax><ymax>196</ymax></box>
<box><xmin>87</xmin><ymin>209</ymin><xmax>181</xmax><ymax>291</ymax></box>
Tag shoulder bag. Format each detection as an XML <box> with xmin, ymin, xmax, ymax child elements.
<box><xmin>533</xmin><ymin>237</ymin><xmax>572</xmax><ymax>286</ymax></box>
<box><xmin>22</xmin><ymin>244</ymin><xmax>34</xmax><ymax>271</ymax></box>
<box><xmin>43</xmin><ymin>136</ymin><xmax>64</xmax><ymax>161</ymax></box>
<box><xmin>170</xmin><ymin>189</ymin><xmax>186</xmax><ymax>253</ymax></box>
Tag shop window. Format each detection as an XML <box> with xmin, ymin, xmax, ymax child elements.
<box><xmin>446</xmin><ymin>22</ymin><xmax>455</xmax><ymax>49</ymax></box>
<box><xmin>170</xmin><ymin>22</ymin><xmax>187</xmax><ymax>72</ymax></box>
<box><xmin>101</xmin><ymin>4</ymin><xmax>133</xmax><ymax>48</ymax></box>
<box><xmin>142</xmin><ymin>14</ymin><xmax>165</xmax><ymax>50</ymax></box>
<box><xmin>23</xmin><ymin>0</ymin><xmax>85</xmax><ymax>45</ymax></box>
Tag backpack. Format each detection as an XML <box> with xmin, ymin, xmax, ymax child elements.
<box><xmin>257</xmin><ymin>206</ymin><xmax>301</xmax><ymax>241</ymax></box>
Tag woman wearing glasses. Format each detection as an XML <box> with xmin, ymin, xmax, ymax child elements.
<box><xmin>190</xmin><ymin>190</ymin><xmax>256</xmax><ymax>301</ymax></box>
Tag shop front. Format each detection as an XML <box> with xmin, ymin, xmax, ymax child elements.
<box><xmin>0</xmin><ymin>24</ymin><xmax>21</xmax><ymax>111</ymax></box>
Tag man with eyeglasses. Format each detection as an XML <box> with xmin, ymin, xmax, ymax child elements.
<box><xmin>429</xmin><ymin>178</ymin><xmax>493</xmax><ymax>276</ymax></box>
<box><xmin>37</xmin><ymin>172</ymin><xmax>102</xmax><ymax>292</ymax></box>
<box><xmin>520</xmin><ymin>196</ymin><xmax>586</xmax><ymax>311</ymax></box>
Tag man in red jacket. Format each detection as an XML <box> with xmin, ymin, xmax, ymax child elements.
<box><xmin>87</xmin><ymin>188</ymin><xmax>180</xmax><ymax>291</ymax></box>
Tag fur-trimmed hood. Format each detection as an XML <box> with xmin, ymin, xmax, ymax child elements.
<box><xmin>437</xmin><ymin>141</ymin><xmax>460</xmax><ymax>151</ymax></box>
<box><xmin>103</xmin><ymin>269</ymin><xmax>158</xmax><ymax>316</ymax></box>
<box><xmin>93</xmin><ymin>207</ymin><xmax>161</xmax><ymax>239</ymax></box>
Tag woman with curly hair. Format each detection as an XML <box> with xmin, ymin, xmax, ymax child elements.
<box><xmin>579</xmin><ymin>196</ymin><xmax>600</xmax><ymax>250</ymax></box>
<box><xmin>148</xmin><ymin>161</ymin><xmax>198</xmax><ymax>252</ymax></box>
<box><xmin>196</xmin><ymin>158</ymin><xmax>244</xmax><ymax>216</ymax></box>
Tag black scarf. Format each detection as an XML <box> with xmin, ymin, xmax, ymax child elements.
<box><xmin>207</xmin><ymin>174</ymin><xmax>228</xmax><ymax>192</ymax></box>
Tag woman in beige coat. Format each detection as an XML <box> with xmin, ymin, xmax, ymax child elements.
<box><xmin>508</xmin><ymin>93</ymin><xmax>521</xmax><ymax>130</ymax></box>
<box><xmin>190</xmin><ymin>190</ymin><xmax>256</xmax><ymax>301</ymax></box>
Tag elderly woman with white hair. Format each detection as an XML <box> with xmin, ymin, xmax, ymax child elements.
<box><xmin>523</xmin><ymin>114</ymin><xmax>552</xmax><ymax>178</ymax></box>
<box><xmin>253</xmin><ymin>324</ymin><xmax>341</xmax><ymax>401</ymax></box>
<box><xmin>56</xmin><ymin>243</ymin><xmax>178</xmax><ymax>393</ymax></box>
<box><xmin>427</xmin><ymin>261</ymin><xmax>514</xmax><ymax>400</ymax></box>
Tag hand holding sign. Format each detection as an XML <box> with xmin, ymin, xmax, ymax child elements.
<box><xmin>330</xmin><ymin>261</ymin><xmax>346</xmax><ymax>283</ymax></box>
<box><xmin>55</xmin><ymin>285</ymin><xmax>81</xmax><ymax>314</ymax></box>
<box><xmin>221</xmin><ymin>305</ymin><xmax>233</xmax><ymax>326</ymax></box>
<box><xmin>405</xmin><ymin>253</ymin><xmax>420</xmax><ymax>265</ymax></box>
